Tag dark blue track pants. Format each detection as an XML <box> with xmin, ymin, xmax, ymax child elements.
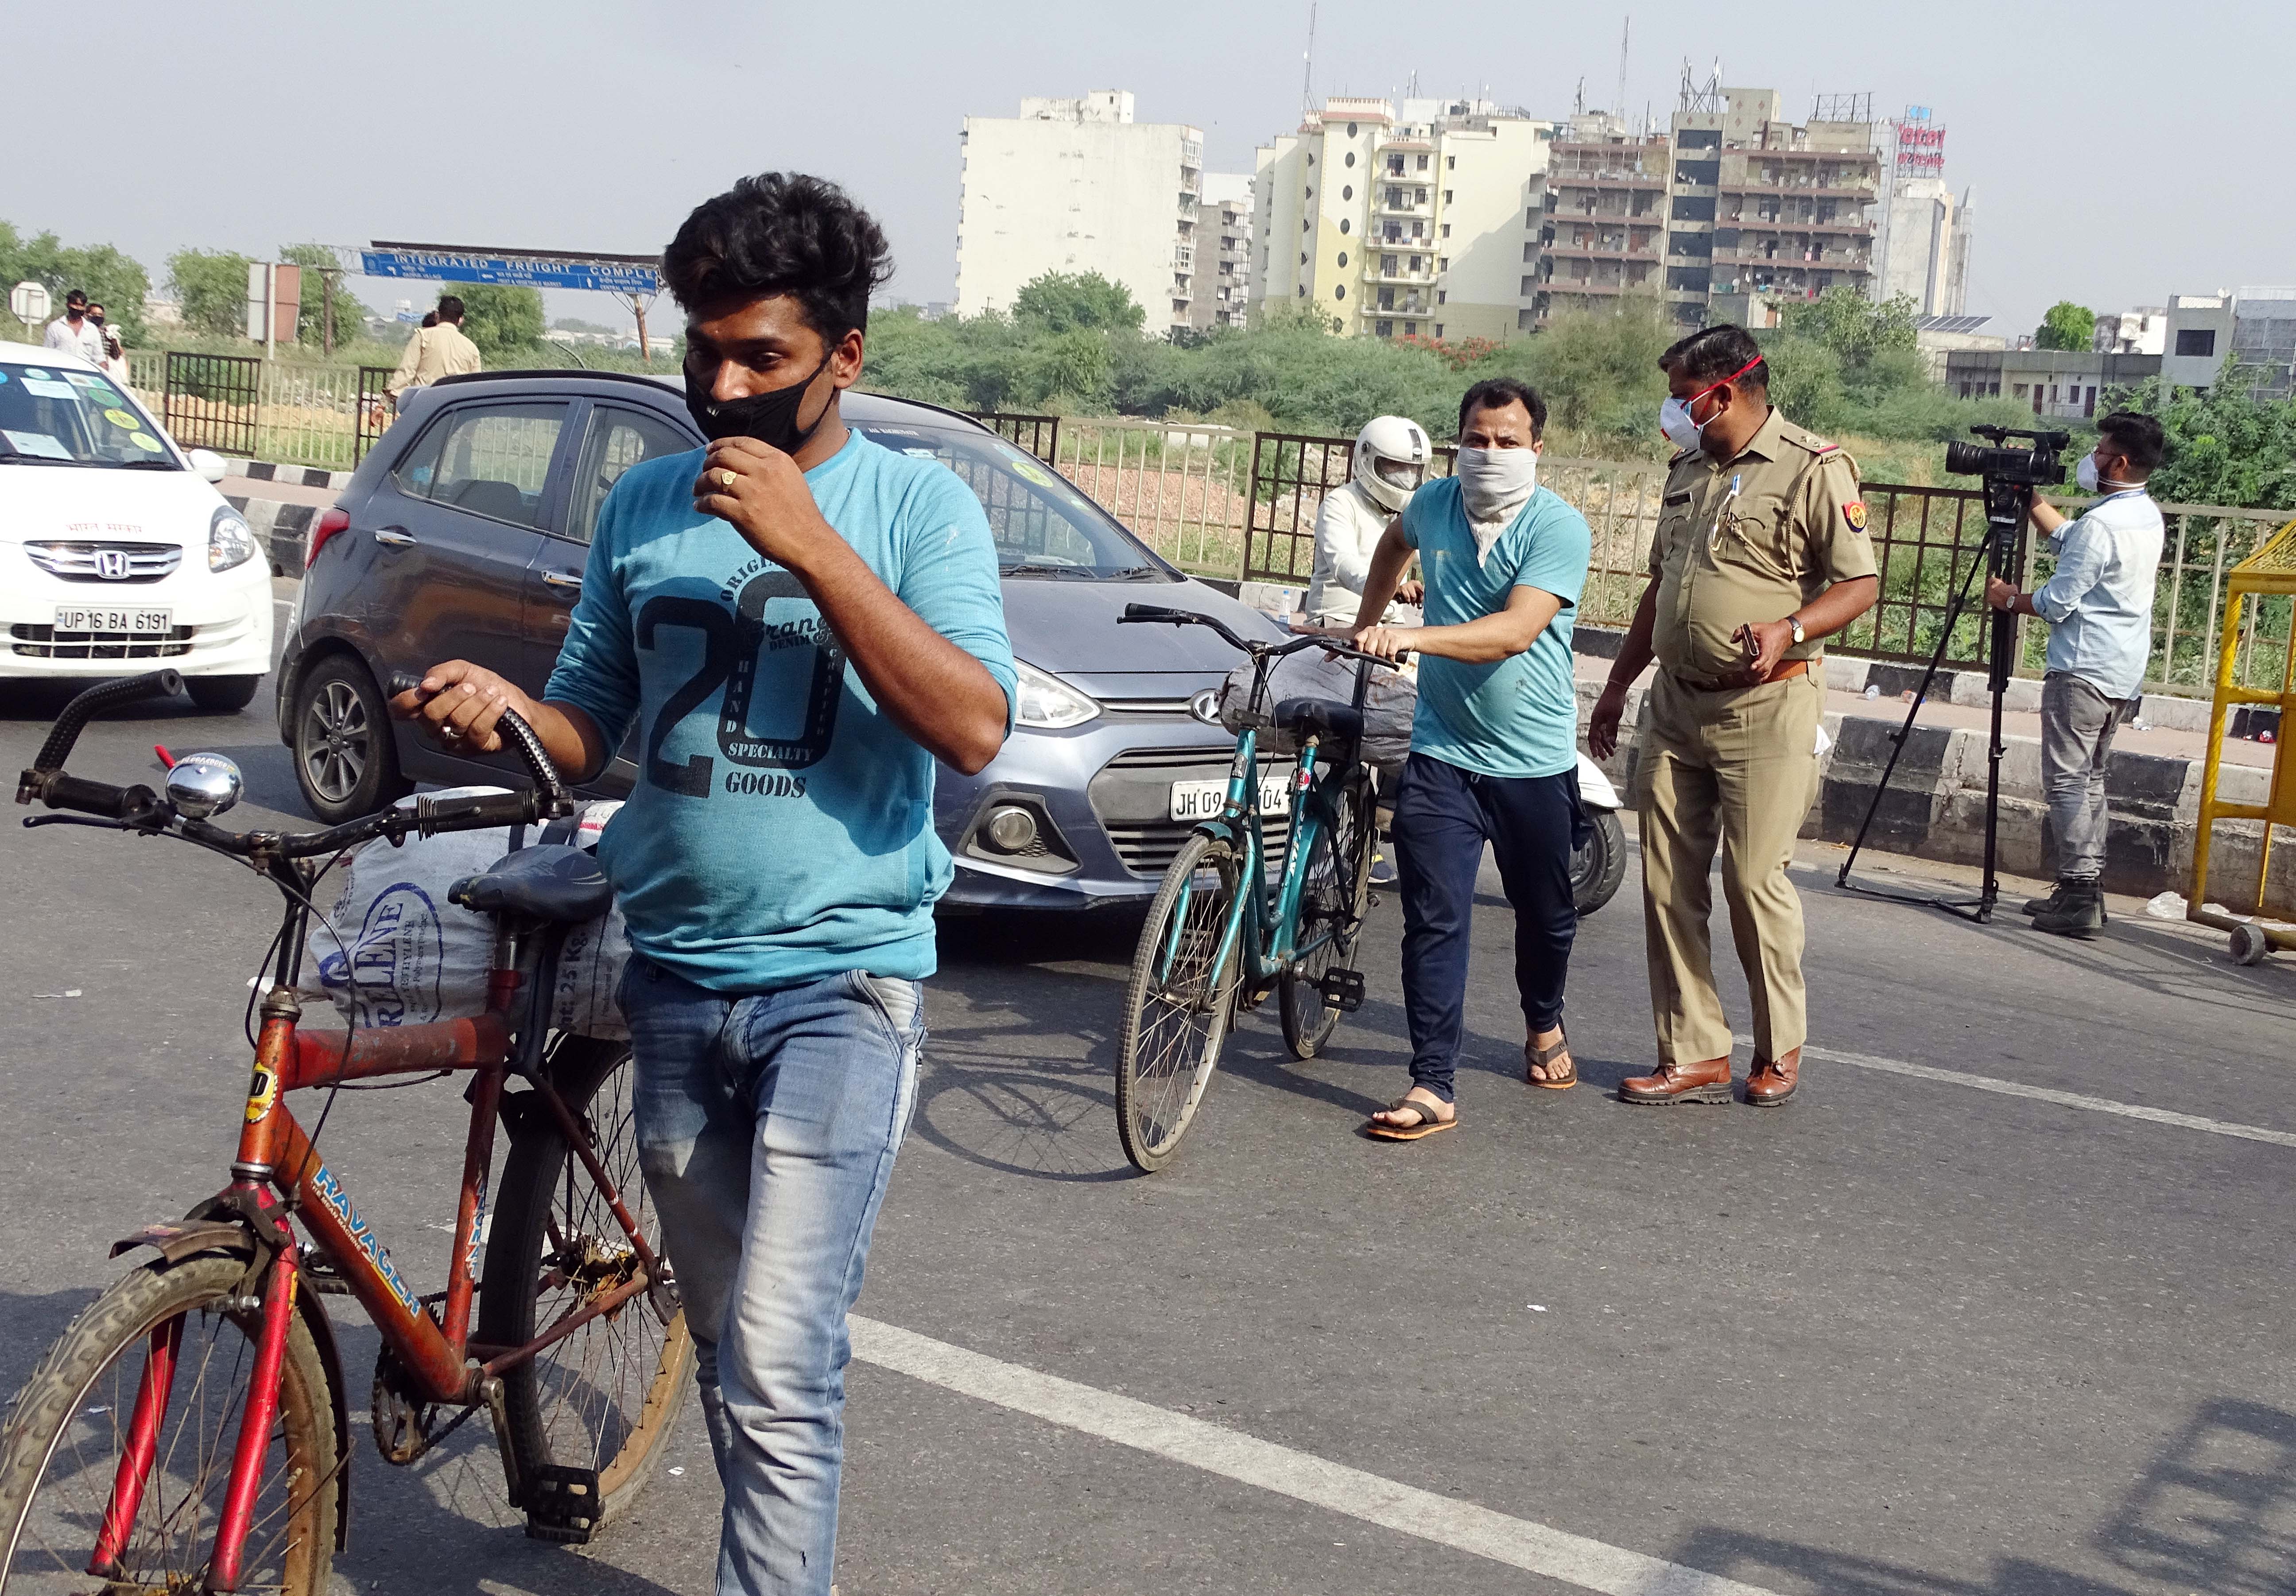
<box><xmin>1390</xmin><ymin>752</ymin><xmax>1585</xmax><ymax>1102</ymax></box>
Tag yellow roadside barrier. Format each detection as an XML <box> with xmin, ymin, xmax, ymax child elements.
<box><xmin>2190</xmin><ymin>515</ymin><xmax>2296</xmax><ymax>964</ymax></box>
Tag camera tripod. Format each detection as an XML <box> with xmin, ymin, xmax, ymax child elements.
<box><xmin>1834</xmin><ymin>473</ymin><xmax>2036</xmax><ymax>922</ymax></box>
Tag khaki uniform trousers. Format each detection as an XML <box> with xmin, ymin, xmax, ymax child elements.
<box><xmin>1636</xmin><ymin>663</ymin><xmax>1825</xmax><ymax>1066</ymax></box>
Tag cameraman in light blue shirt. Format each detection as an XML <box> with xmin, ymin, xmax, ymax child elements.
<box><xmin>1987</xmin><ymin>411</ymin><xmax>2167</xmax><ymax>937</ymax></box>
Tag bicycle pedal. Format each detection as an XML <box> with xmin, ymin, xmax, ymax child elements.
<box><xmin>524</xmin><ymin>1464</ymin><xmax>602</xmax><ymax>1543</ymax></box>
<box><xmin>1318</xmin><ymin>968</ymin><xmax>1366</xmax><ymax>1012</ymax></box>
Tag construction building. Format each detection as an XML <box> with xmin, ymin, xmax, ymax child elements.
<box><xmin>1536</xmin><ymin>110</ymin><xmax>1672</xmax><ymax>326</ymax></box>
<box><xmin>1190</xmin><ymin>174</ymin><xmax>1255</xmax><ymax>332</ymax></box>
<box><xmin>1250</xmin><ymin>95</ymin><xmax>1556</xmax><ymax>343</ymax></box>
<box><xmin>955</xmin><ymin>91</ymin><xmax>1205</xmax><ymax>333</ymax></box>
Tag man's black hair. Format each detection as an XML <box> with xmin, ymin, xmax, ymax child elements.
<box><xmin>63</xmin><ymin>289</ymin><xmax>87</xmax><ymax>309</ymax></box>
<box><xmin>419</xmin><ymin>310</ymin><xmax>438</xmax><ymax>329</ymax></box>
<box><xmin>435</xmin><ymin>295</ymin><xmax>465</xmax><ymax>322</ymax></box>
<box><xmin>1658</xmin><ymin>332</ymin><xmax>1696</xmax><ymax>370</ymax></box>
<box><xmin>662</xmin><ymin>172</ymin><xmax>894</xmax><ymax>346</ymax></box>
<box><xmin>1671</xmin><ymin>324</ymin><xmax>1769</xmax><ymax>391</ymax></box>
<box><xmin>1457</xmin><ymin>376</ymin><xmax>1547</xmax><ymax>440</ymax></box>
<box><xmin>2097</xmin><ymin>410</ymin><xmax>2166</xmax><ymax>474</ymax></box>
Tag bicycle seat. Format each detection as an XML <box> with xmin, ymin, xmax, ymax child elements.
<box><xmin>450</xmin><ymin>844</ymin><xmax>613</xmax><ymax>923</ymax></box>
<box><xmin>1273</xmin><ymin>698</ymin><xmax>1363</xmax><ymax>742</ymax></box>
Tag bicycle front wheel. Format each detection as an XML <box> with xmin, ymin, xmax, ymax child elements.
<box><xmin>1116</xmin><ymin>831</ymin><xmax>1242</xmax><ymax>1173</ymax></box>
<box><xmin>481</xmin><ymin>1033</ymin><xmax>692</xmax><ymax>1528</ymax></box>
<box><xmin>0</xmin><ymin>1252</ymin><xmax>338</xmax><ymax>1596</ymax></box>
<box><xmin>1281</xmin><ymin>771</ymin><xmax>1375</xmax><ymax>1059</ymax></box>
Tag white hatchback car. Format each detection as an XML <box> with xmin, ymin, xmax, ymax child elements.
<box><xmin>0</xmin><ymin>339</ymin><xmax>272</xmax><ymax>710</ymax></box>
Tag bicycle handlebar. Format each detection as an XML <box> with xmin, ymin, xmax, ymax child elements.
<box><xmin>387</xmin><ymin>671</ymin><xmax>574</xmax><ymax>821</ymax></box>
<box><xmin>1117</xmin><ymin>603</ymin><xmax>1407</xmax><ymax>670</ymax></box>
<box><xmin>18</xmin><ymin>670</ymin><xmax>183</xmax><ymax>805</ymax></box>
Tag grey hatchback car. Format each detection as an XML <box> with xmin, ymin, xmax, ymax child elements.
<box><xmin>275</xmin><ymin>371</ymin><xmax>1292</xmax><ymax>910</ymax></box>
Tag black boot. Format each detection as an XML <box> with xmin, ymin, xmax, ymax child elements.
<box><xmin>2023</xmin><ymin>880</ymin><xmax>2068</xmax><ymax>916</ymax></box>
<box><xmin>2033</xmin><ymin>877</ymin><xmax>2106</xmax><ymax>938</ymax></box>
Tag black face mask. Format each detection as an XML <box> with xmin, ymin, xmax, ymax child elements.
<box><xmin>684</xmin><ymin>351</ymin><xmax>836</xmax><ymax>453</ymax></box>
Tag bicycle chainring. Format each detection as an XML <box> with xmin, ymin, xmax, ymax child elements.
<box><xmin>372</xmin><ymin>1344</ymin><xmax>446</xmax><ymax>1466</ymax></box>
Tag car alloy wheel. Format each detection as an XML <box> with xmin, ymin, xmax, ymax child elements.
<box><xmin>302</xmin><ymin>676</ymin><xmax>372</xmax><ymax>806</ymax></box>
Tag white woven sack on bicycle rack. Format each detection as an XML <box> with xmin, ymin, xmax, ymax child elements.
<box><xmin>1214</xmin><ymin>649</ymin><xmax>1418</xmax><ymax>771</ymax></box>
<box><xmin>316</xmin><ymin>790</ymin><xmax>632</xmax><ymax>1040</ymax></box>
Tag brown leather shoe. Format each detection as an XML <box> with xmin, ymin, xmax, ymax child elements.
<box><xmin>1620</xmin><ymin>1056</ymin><xmax>1732</xmax><ymax>1105</ymax></box>
<box><xmin>1745</xmin><ymin>1048</ymin><xmax>1801</xmax><ymax>1107</ymax></box>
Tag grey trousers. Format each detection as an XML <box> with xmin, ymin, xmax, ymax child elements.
<box><xmin>2040</xmin><ymin>671</ymin><xmax>2127</xmax><ymax>881</ymax></box>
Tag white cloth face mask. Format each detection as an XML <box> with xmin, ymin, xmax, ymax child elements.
<box><xmin>1454</xmin><ymin>445</ymin><xmax>1540</xmax><ymax>524</ymax></box>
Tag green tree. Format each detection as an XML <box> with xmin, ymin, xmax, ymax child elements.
<box><xmin>2107</xmin><ymin>369</ymin><xmax>2296</xmax><ymax>511</ymax></box>
<box><xmin>2035</xmin><ymin>300</ymin><xmax>2097</xmax><ymax>352</ymax></box>
<box><xmin>0</xmin><ymin>222</ymin><xmax>153</xmax><ymax>343</ymax></box>
<box><xmin>1011</xmin><ymin>271</ymin><xmax>1145</xmax><ymax>334</ymax></box>
<box><xmin>168</xmin><ymin>248</ymin><xmax>256</xmax><ymax>337</ymax></box>
<box><xmin>454</xmin><ymin>284</ymin><xmax>546</xmax><ymax>359</ymax></box>
<box><xmin>1778</xmin><ymin>287</ymin><xmax>1919</xmax><ymax>373</ymax></box>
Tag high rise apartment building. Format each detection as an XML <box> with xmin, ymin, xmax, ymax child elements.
<box><xmin>1250</xmin><ymin>96</ymin><xmax>1555</xmax><ymax>343</ymax></box>
<box><xmin>1872</xmin><ymin>109</ymin><xmax>1972</xmax><ymax>318</ymax></box>
<box><xmin>955</xmin><ymin>91</ymin><xmax>1206</xmax><ymax>333</ymax></box>
<box><xmin>1190</xmin><ymin>174</ymin><xmax>1255</xmax><ymax>332</ymax></box>
<box><xmin>1529</xmin><ymin>88</ymin><xmax>1881</xmax><ymax>332</ymax></box>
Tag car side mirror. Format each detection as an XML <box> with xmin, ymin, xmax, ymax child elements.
<box><xmin>186</xmin><ymin>448</ymin><xmax>229</xmax><ymax>484</ymax></box>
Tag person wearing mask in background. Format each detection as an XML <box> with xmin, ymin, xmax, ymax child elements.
<box><xmin>85</xmin><ymin>303</ymin><xmax>130</xmax><ymax>383</ymax></box>
<box><xmin>43</xmin><ymin>290</ymin><xmax>104</xmax><ymax>363</ymax></box>
<box><xmin>1347</xmin><ymin>377</ymin><xmax>1594</xmax><ymax>1138</ymax></box>
<box><xmin>392</xmin><ymin>172</ymin><xmax>1014</xmax><ymax>1596</ymax></box>
<box><xmin>385</xmin><ymin>293</ymin><xmax>482</xmax><ymax>405</ymax></box>
<box><xmin>1984</xmin><ymin>411</ymin><xmax>2167</xmax><ymax>938</ymax></box>
<box><xmin>1304</xmin><ymin>414</ymin><xmax>1430</xmax><ymax>628</ymax></box>
<box><xmin>1588</xmin><ymin>326</ymin><xmax>1877</xmax><ymax>1108</ymax></box>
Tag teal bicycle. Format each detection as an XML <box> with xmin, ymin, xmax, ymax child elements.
<box><xmin>1112</xmin><ymin>604</ymin><xmax>1401</xmax><ymax>1172</ymax></box>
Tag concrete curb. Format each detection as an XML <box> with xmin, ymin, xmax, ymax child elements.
<box><xmin>223</xmin><ymin>458</ymin><xmax>354</xmax><ymax>492</ymax></box>
<box><xmin>224</xmin><ymin>495</ymin><xmax>315</xmax><ymax>577</ymax></box>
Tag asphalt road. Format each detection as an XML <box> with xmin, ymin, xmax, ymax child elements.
<box><xmin>1</xmin><ymin>628</ymin><xmax>2292</xmax><ymax>1596</ymax></box>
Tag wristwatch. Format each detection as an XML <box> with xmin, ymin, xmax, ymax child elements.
<box><xmin>1786</xmin><ymin>614</ymin><xmax>1806</xmax><ymax>646</ymax></box>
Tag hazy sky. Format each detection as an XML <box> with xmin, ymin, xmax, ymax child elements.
<box><xmin>7</xmin><ymin>0</ymin><xmax>2289</xmax><ymax>340</ymax></box>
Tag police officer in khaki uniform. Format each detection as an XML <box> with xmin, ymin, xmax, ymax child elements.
<box><xmin>1588</xmin><ymin>326</ymin><xmax>1878</xmax><ymax>1107</ymax></box>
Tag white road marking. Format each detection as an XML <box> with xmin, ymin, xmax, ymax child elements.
<box><xmin>850</xmin><ymin>1316</ymin><xmax>1782</xmax><ymax>1596</ymax></box>
<box><xmin>1745</xmin><ymin>1037</ymin><xmax>2296</xmax><ymax>1149</ymax></box>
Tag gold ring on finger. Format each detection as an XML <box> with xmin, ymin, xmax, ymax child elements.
<box><xmin>717</xmin><ymin>469</ymin><xmax>738</xmax><ymax>489</ymax></box>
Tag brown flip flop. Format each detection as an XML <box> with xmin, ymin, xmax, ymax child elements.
<box><xmin>1527</xmin><ymin>1028</ymin><xmax>1575</xmax><ymax>1090</ymax></box>
<box><xmin>1364</xmin><ymin>1096</ymin><xmax>1458</xmax><ymax>1141</ymax></box>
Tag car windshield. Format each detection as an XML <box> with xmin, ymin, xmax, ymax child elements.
<box><xmin>849</xmin><ymin>420</ymin><xmax>1171</xmax><ymax>580</ymax></box>
<box><xmin>0</xmin><ymin>361</ymin><xmax>177</xmax><ymax>469</ymax></box>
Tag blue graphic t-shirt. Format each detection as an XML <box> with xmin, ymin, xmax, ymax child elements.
<box><xmin>1399</xmin><ymin>476</ymin><xmax>1591</xmax><ymax>780</ymax></box>
<box><xmin>546</xmin><ymin>429</ymin><xmax>1016</xmax><ymax>992</ymax></box>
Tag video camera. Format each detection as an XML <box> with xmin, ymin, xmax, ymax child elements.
<box><xmin>1944</xmin><ymin>425</ymin><xmax>2072</xmax><ymax>489</ymax></box>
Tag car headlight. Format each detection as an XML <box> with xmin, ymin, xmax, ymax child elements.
<box><xmin>208</xmin><ymin>507</ymin><xmax>257</xmax><ymax>573</ymax></box>
<box><xmin>1012</xmin><ymin>661</ymin><xmax>1099</xmax><ymax>729</ymax></box>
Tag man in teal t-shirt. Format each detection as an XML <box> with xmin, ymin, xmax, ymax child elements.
<box><xmin>392</xmin><ymin>174</ymin><xmax>1012</xmax><ymax>1596</ymax></box>
<box><xmin>1348</xmin><ymin>378</ymin><xmax>1593</xmax><ymax>1140</ymax></box>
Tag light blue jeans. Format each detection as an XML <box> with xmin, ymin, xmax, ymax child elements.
<box><xmin>619</xmin><ymin>957</ymin><xmax>924</xmax><ymax>1596</ymax></box>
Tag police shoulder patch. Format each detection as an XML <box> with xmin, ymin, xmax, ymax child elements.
<box><xmin>1843</xmin><ymin>500</ymin><xmax>1869</xmax><ymax>533</ymax></box>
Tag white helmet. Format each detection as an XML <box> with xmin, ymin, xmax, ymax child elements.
<box><xmin>1352</xmin><ymin>415</ymin><xmax>1430</xmax><ymax>512</ymax></box>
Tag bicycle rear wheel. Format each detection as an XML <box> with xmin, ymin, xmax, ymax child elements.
<box><xmin>1281</xmin><ymin>770</ymin><xmax>1375</xmax><ymax>1059</ymax></box>
<box><xmin>481</xmin><ymin>1033</ymin><xmax>692</xmax><ymax>1530</ymax></box>
<box><xmin>1116</xmin><ymin>831</ymin><xmax>1242</xmax><ymax>1173</ymax></box>
<box><xmin>0</xmin><ymin>1252</ymin><xmax>337</xmax><ymax>1596</ymax></box>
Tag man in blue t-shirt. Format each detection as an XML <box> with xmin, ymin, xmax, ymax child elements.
<box><xmin>392</xmin><ymin>174</ymin><xmax>1014</xmax><ymax>1595</ymax></box>
<box><xmin>1348</xmin><ymin>378</ymin><xmax>1593</xmax><ymax>1140</ymax></box>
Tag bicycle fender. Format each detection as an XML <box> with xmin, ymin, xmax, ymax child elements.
<box><xmin>108</xmin><ymin>1220</ymin><xmax>256</xmax><ymax>1266</ymax></box>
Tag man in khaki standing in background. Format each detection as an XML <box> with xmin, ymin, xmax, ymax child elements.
<box><xmin>1588</xmin><ymin>326</ymin><xmax>1878</xmax><ymax>1107</ymax></box>
<box><xmin>385</xmin><ymin>293</ymin><xmax>482</xmax><ymax>406</ymax></box>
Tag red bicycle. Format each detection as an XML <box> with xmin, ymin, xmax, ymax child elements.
<box><xmin>0</xmin><ymin>670</ymin><xmax>690</xmax><ymax>1594</ymax></box>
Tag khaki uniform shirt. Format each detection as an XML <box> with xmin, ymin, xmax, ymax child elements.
<box><xmin>386</xmin><ymin>322</ymin><xmax>482</xmax><ymax>398</ymax></box>
<box><xmin>1647</xmin><ymin>407</ymin><xmax>1875</xmax><ymax>681</ymax></box>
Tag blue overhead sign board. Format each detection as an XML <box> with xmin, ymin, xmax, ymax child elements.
<box><xmin>358</xmin><ymin>248</ymin><xmax>660</xmax><ymax>296</ymax></box>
